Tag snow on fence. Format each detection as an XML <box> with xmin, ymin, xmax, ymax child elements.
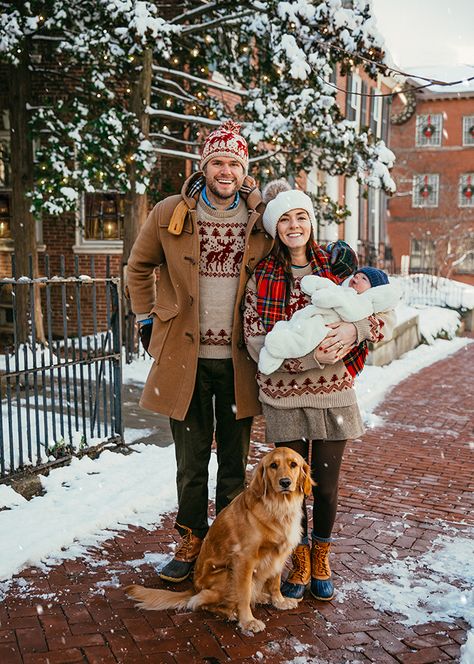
<box><xmin>394</xmin><ymin>273</ymin><xmax>474</xmax><ymax>311</ymax></box>
<box><xmin>0</xmin><ymin>256</ymin><xmax>123</xmax><ymax>479</ymax></box>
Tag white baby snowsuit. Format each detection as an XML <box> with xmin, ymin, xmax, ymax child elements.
<box><xmin>259</xmin><ymin>275</ymin><xmax>400</xmax><ymax>375</ymax></box>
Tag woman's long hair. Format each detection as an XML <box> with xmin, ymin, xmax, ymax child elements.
<box><xmin>272</xmin><ymin>227</ymin><xmax>318</xmax><ymax>304</ymax></box>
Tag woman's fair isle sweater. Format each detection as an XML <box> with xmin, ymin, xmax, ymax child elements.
<box><xmin>243</xmin><ymin>266</ymin><xmax>396</xmax><ymax>409</ymax></box>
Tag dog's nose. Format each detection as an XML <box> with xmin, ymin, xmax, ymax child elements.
<box><xmin>279</xmin><ymin>477</ymin><xmax>291</xmax><ymax>489</ymax></box>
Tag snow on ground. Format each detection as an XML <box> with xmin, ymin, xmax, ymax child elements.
<box><xmin>342</xmin><ymin>534</ymin><xmax>474</xmax><ymax>664</ymax></box>
<box><xmin>1</xmin><ymin>335</ymin><xmax>471</xmax><ymax>586</ymax></box>
<box><xmin>396</xmin><ymin>302</ymin><xmax>462</xmax><ymax>344</ymax></box>
<box><xmin>0</xmin><ymin>444</ymin><xmax>218</xmax><ymax>583</ymax></box>
<box><xmin>1</xmin><ymin>299</ymin><xmax>473</xmax><ymax>658</ymax></box>
<box><xmin>356</xmin><ymin>336</ymin><xmax>470</xmax><ymax>428</ymax></box>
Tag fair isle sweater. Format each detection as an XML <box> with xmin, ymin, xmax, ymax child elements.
<box><xmin>197</xmin><ymin>196</ymin><xmax>248</xmax><ymax>359</ymax></box>
<box><xmin>243</xmin><ymin>265</ymin><xmax>396</xmax><ymax>409</ymax></box>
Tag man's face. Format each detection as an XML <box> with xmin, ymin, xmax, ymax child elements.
<box><xmin>203</xmin><ymin>157</ymin><xmax>246</xmax><ymax>202</ymax></box>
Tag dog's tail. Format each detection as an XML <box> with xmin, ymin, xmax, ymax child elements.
<box><xmin>125</xmin><ymin>584</ymin><xmax>194</xmax><ymax>611</ymax></box>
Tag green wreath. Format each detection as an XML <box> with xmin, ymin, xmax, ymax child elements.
<box><xmin>422</xmin><ymin>123</ymin><xmax>436</xmax><ymax>138</ymax></box>
<box><xmin>462</xmin><ymin>184</ymin><xmax>473</xmax><ymax>199</ymax></box>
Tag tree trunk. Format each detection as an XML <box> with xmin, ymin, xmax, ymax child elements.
<box><xmin>122</xmin><ymin>49</ymin><xmax>152</xmax><ymax>357</ymax></box>
<box><xmin>122</xmin><ymin>48</ymin><xmax>153</xmax><ymax>267</ymax></box>
<box><xmin>8</xmin><ymin>51</ymin><xmax>45</xmax><ymax>345</ymax></box>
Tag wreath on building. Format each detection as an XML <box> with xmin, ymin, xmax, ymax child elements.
<box><xmin>462</xmin><ymin>183</ymin><xmax>473</xmax><ymax>199</ymax></box>
<box><xmin>419</xmin><ymin>183</ymin><xmax>433</xmax><ymax>198</ymax></box>
<box><xmin>422</xmin><ymin>122</ymin><xmax>436</xmax><ymax>138</ymax></box>
<box><xmin>468</xmin><ymin>125</ymin><xmax>474</xmax><ymax>140</ymax></box>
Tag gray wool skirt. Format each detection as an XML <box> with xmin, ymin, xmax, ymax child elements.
<box><xmin>262</xmin><ymin>403</ymin><xmax>365</xmax><ymax>443</ymax></box>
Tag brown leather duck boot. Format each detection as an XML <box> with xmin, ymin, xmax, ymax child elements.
<box><xmin>281</xmin><ymin>543</ymin><xmax>311</xmax><ymax>601</ymax></box>
<box><xmin>159</xmin><ymin>526</ymin><xmax>203</xmax><ymax>583</ymax></box>
<box><xmin>310</xmin><ymin>539</ymin><xmax>334</xmax><ymax>601</ymax></box>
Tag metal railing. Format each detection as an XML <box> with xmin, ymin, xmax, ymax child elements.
<box><xmin>0</xmin><ymin>255</ymin><xmax>123</xmax><ymax>479</ymax></box>
<box><xmin>396</xmin><ymin>272</ymin><xmax>473</xmax><ymax>311</ymax></box>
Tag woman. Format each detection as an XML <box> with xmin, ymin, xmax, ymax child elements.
<box><xmin>243</xmin><ymin>189</ymin><xmax>395</xmax><ymax>601</ymax></box>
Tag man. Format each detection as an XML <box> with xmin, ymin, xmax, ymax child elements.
<box><xmin>126</xmin><ymin>120</ymin><xmax>357</xmax><ymax>583</ymax></box>
<box><xmin>126</xmin><ymin>121</ymin><xmax>273</xmax><ymax>582</ymax></box>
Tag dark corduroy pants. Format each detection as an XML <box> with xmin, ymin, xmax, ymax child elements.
<box><xmin>170</xmin><ymin>358</ymin><xmax>252</xmax><ymax>539</ymax></box>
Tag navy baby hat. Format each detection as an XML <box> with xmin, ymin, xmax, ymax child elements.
<box><xmin>356</xmin><ymin>267</ymin><xmax>389</xmax><ymax>287</ymax></box>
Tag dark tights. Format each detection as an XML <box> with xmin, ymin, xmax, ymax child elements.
<box><xmin>275</xmin><ymin>439</ymin><xmax>347</xmax><ymax>540</ymax></box>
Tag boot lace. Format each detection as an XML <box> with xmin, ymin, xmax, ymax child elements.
<box><xmin>289</xmin><ymin>545</ymin><xmax>311</xmax><ymax>584</ymax></box>
<box><xmin>176</xmin><ymin>528</ymin><xmax>193</xmax><ymax>556</ymax></box>
<box><xmin>312</xmin><ymin>543</ymin><xmax>331</xmax><ymax>578</ymax></box>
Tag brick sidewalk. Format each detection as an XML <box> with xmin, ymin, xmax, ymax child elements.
<box><xmin>1</xmin><ymin>343</ymin><xmax>473</xmax><ymax>663</ymax></box>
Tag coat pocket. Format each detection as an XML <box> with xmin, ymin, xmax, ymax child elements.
<box><xmin>149</xmin><ymin>304</ymin><xmax>179</xmax><ymax>364</ymax></box>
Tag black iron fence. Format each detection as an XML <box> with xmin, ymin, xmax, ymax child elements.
<box><xmin>0</xmin><ymin>255</ymin><xmax>123</xmax><ymax>479</ymax></box>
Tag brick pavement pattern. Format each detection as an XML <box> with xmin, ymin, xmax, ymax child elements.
<box><xmin>1</xmin><ymin>343</ymin><xmax>472</xmax><ymax>663</ymax></box>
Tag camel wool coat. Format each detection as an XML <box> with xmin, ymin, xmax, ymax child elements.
<box><xmin>126</xmin><ymin>173</ymin><xmax>273</xmax><ymax>421</ymax></box>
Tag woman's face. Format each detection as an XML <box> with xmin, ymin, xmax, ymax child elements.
<box><xmin>277</xmin><ymin>208</ymin><xmax>312</xmax><ymax>250</ymax></box>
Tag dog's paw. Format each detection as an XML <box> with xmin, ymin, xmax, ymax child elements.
<box><xmin>273</xmin><ymin>596</ymin><xmax>299</xmax><ymax>610</ymax></box>
<box><xmin>239</xmin><ymin>618</ymin><xmax>266</xmax><ymax>633</ymax></box>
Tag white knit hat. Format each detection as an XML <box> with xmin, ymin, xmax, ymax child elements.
<box><xmin>262</xmin><ymin>190</ymin><xmax>317</xmax><ymax>238</ymax></box>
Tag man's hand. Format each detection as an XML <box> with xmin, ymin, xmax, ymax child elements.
<box><xmin>138</xmin><ymin>319</ymin><xmax>153</xmax><ymax>355</ymax></box>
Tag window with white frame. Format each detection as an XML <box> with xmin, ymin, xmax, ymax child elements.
<box><xmin>462</xmin><ymin>115</ymin><xmax>474</xmax><ymax>146</ymax></box>
<box><xmin>369</xmin><ymin>89</ymin><xmax>380</xmax><ymax>137</ymax></box>
<box><xmin>345</xmin><ymin>74</ymin><xmax>361</xmax><ymax>124</ymax></box>
<box><xmin>410</xmin><ymin>238</ymin><xmax>436</xmax><ymax>272</ymax></box>
<box><xmin>412</xmin><ymin>174</ymin><xmax>439</xmax><ymax>207</ymax></box>
<box><xmin>415</xmin><ymin>113</ymin><xmax>442</xmax><ymax>147</ymax></box>
<box><xmin>459</xmin><ymin>173</ymin><xmax>474</xmax><ymax>207</ymax></box>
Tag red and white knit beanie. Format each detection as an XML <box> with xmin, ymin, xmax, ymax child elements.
<box><xmin>200</xmin><ymin>120</ymin><xmax>249</xmax><ymax>173</ymax></box>
<box><xmin>263</xmin><ymin>189</ymin><xmax>317</xmax><ymax>238</ymax></box>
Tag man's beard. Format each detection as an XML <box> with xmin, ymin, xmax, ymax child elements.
<box><xmin>207</xmin><ymin>179</ymin><xmax>238</xmax><ymax>201</ymax></box>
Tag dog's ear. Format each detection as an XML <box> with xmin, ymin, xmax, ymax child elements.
<box><xmin>249</xmin><ymin>461</ymin><xmax>267</xmax><ymax>498</ymax></box>
<box><xmin>299</xmin><ymin>461</ymin><xmax>314</xmax><ymax>497</ymax></box>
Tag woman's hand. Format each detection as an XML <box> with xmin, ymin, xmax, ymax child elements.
<box><xmin>317</xmin><ymin>321</ymin><xmax>357</xmax><ymax>362</ymax></box>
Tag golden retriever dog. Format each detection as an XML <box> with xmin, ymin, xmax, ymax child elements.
<box><xmin>126</xmin><ymin>447</ymin><xmax>312</xmax><ymax>633</ymax></box>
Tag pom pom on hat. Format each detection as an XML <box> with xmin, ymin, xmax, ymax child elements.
<box><xmin>200</xmin><ymin>120</ymin><xmax>249</xmax><ymax>173</ymax></box>
<box><xmin>356</xmin><ymin>267</ymin><xmax>389</xmax><ymax>287</ymax></box>
<box><xmin>262</xmin><ymin>189</ymin><xmax>317</xmax><ymax>238</ymax></box>
<box><xmin>261</xmin><ymin>178</ymin><xmax>291</xmax><ymax>204</ymax></box>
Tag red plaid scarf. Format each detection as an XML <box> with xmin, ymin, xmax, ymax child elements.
<box><xmin>254</xmin><ymin>243</ymin><xmax>368</xmax><ymax>377</ymax></box>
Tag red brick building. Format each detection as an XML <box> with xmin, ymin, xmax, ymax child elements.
<box><xmin>387</xmin><ymin>70</ymin><xmax>474</xmax><ymax>285</ymax></box>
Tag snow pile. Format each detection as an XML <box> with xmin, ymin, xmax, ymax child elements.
<box><xmin>0</xmin><ymin>444</ymin><xmax>218</xmax><ymax>582</ymax></box>
<box><xmin>0</xmin><ymin>485</ymin><xmax>27</xmax><ymax>509</ymax></box>
<box><xmin>344</xmin><ymin>534</ymin><xmax>474</xmax><ymax>663</ymax></box>
<box><xmin>396</xmin><ymin>303</ymin><xmax>461</xmax><ymax>344</ymax></box>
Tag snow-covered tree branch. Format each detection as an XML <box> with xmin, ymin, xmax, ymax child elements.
<box><xmin>0</xmin><ymin>0</ymin><xmax>397</xmax><ymax>222</ymax></box>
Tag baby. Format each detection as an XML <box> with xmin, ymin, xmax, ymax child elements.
<box><xmin>258</xmin><ymin>267</ymin><xmax>400</xmax><ymax>375</ymax></box>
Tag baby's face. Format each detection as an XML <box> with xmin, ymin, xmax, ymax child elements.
<box><xmin>349</xmin><ymin>272</ymin><xmax>371</xmax><ymax>294</ymax></box>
